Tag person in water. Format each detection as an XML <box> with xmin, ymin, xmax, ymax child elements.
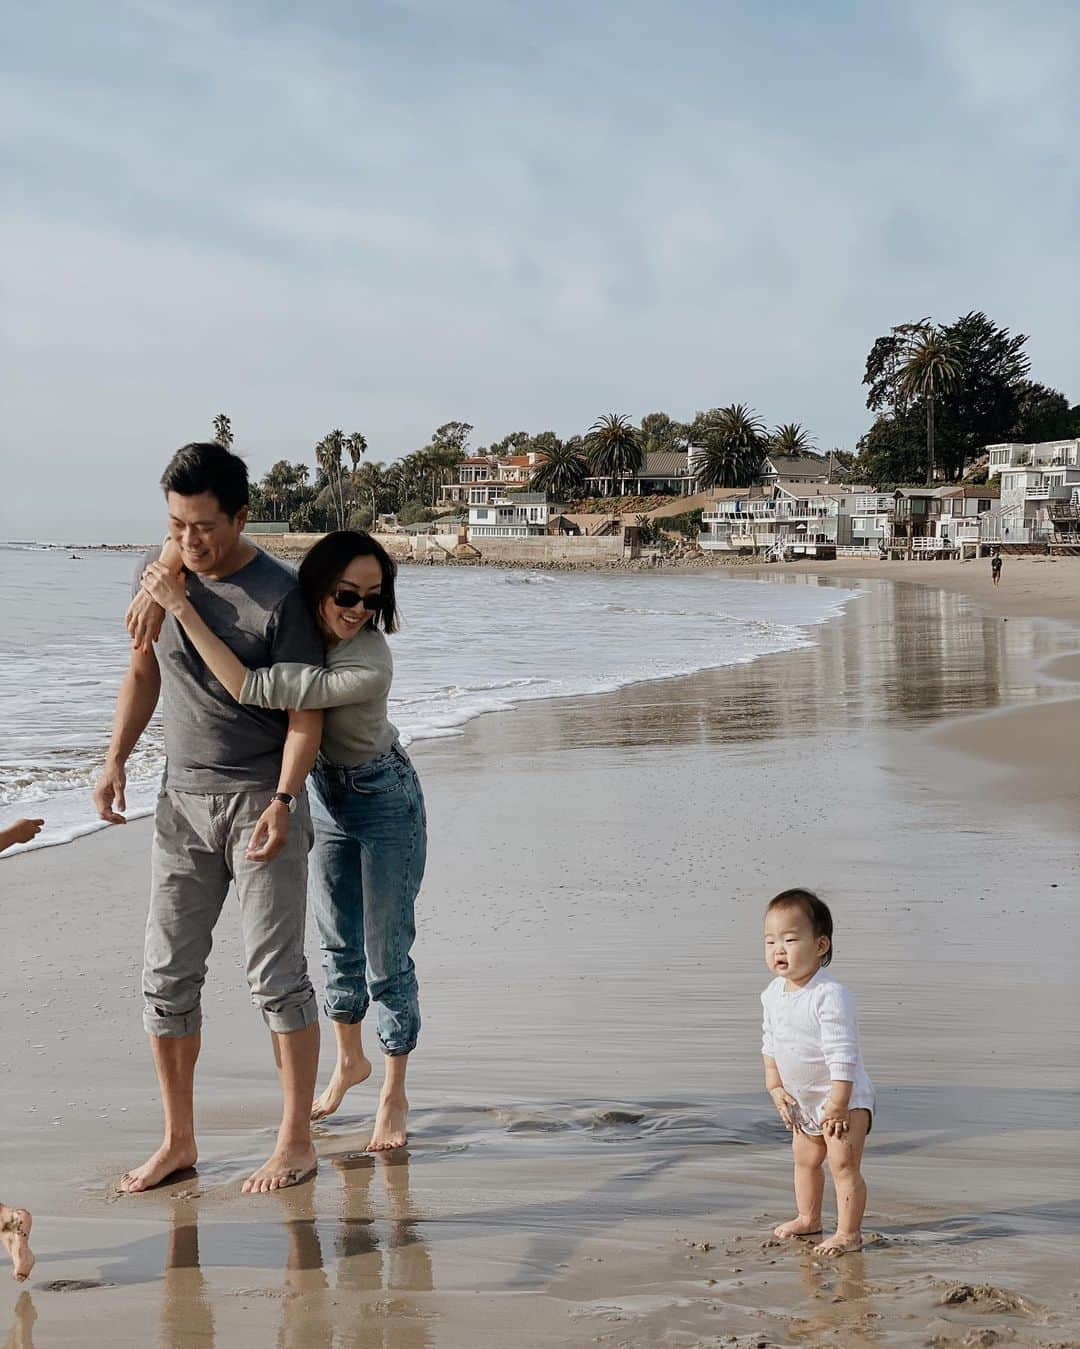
<box><xmin>139</xmin><ymin>530</ymin><xmax>426</xmax><ymax>1151</ymax></box>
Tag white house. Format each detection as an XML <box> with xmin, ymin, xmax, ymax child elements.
<box><xmin>757</xmin><ymin>455</ymin><xmax>832</xmax><ymax>487</ymax></box>
<box><xmin>468</xmin><ymin>492</ymin><xmax>564</xmax><ymax>538</ymax></box>
<box><xmin>698</xmin><ymin>482</ymin><xmax>843</xmax><ymax>556</ymax></box>
<box><xmin>983</xmin><ymin>440</ymin><xmax>1080</xmax><ymax>543</ymax></box>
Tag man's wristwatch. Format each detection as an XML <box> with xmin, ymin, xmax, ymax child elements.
<box><xmin>271</xmin><ymin>792</ymin><xmax>297</xmax><ymax>813</ymax></box>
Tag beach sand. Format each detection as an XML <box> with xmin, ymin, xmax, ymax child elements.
<box><xmin>2</xmin><ymin>571</ymin><xmax>1079</xmax><ymax>1346</ymax></box>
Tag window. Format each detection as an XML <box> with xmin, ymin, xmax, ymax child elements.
<box><xmin>475</xmin><ymin>509</ymin><xmax>489</xmax><ymax>520</ymax></box>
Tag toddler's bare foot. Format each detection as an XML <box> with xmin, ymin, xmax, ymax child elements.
<box><xmin>120</xmin><ymin>1140</ymin><xmax>197</xmax><ymax>1194</ymax></box>
<box><xmin>0</xmin><ymin>1206</ymin><xmax>34</xmax><ymax>1282</ymax></box>
<box><xmin>242</xmin><ymin>1142</ymin><xmax>317</xmax><ymax>1194</ymax></box>
<box><xmin>311</xmin><ymin>1055</ymin><xmax>373</xmax><ymax>1121</ymax></box>
<box><xmin>366</xmin><ymin>1090</ymin><xmax>408</xmax><ymax>1151</ymax></box>
<box><xmin>773</xmin><ymin>1215</ymin><xmax>823</xmax><ymax>1239</ymax></box>
<box><xmin>814</xmin><ymin>1230</ymin><xmax>862</xmax><ymax>1255</ymax></box>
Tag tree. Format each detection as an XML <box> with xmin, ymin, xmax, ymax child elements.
<box><xmin>1012</xmin><ymin>382</ymin><xmax>1080</xmax><ymax>442</ymax></box>
<box><xmin>638</xmin><ymin>411</ymin><xmax>689</xmax><ymax>457</ymax></box>
<box><xmin>855</xmin><ymin>410</ymin><xmax>926</xmax><ymax>486</ymax></box>
<box><xmin>898</xmin><ymin>333</ymin><xmax>961</xmax><ymax>485</ymax></box>
<box><xmin>345</xmin><ymin>433</ymin><xmax>367</xmax><ymax>475</ymax></box>
<box><xmin>862</xmin><ymin>312</ymin><xmax>1032</xmax><ymax>480</ymax></box>
<box><xmin>769</xmin><ymin>423</ymin><xmax>816</xmax><ymax>456</ymax></box>
<box><xmin>315</xmin><ymin>430</ymin><xmax>349</xmax><ymax>531</ymax></box>
<box><xmin>430</xmin><ymin>422</ymin><xmax>474</xmax><ymax>456</ymax></box>
<box><xmin>585</xmin><ymin>413</ymin><xmax>643</xmax><ymax>496</ymax></box>
<box><xmin>690</xmin><ymin>404</ymin><xmax>767</xmax><ymax>489</ymax></box>
<box><xmin>529</xmin><ymin>441</ymin><xmax>588</xmax><ymax>501</ymax></box>
<box><xmin>483</xmin><ymin>430</ymin><xmax>530</xmax><ymax>458</ymax></box>
<box><xmin>212</xmin><ymin>413</ymin><xmax>233</xmax><ymax>449</ymax></box>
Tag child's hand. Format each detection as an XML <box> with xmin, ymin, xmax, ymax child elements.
<box><xmin>821</xmin><ymin>1104</ymin><xmax>850</xmax><ymax>1138</ymax></box>
<box><xmin>769</xmin><ymin>1086</ymin><xmax>803</xmax><ymax>1132</ymax></box>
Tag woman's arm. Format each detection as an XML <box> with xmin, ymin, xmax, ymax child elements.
<box><xmin>126</xmin><ymin>537</ymin><xmax>183</xmax><ymax>653</ymax></box>
<box><xmin>240</xmin><ymin>660</ymin><xmax>388</xmax><ymax>711</ymax></box>
<box><xmin>140</xmin><ymin>561</ymin><xmax>248</xmax><ymax>699</ymax></box>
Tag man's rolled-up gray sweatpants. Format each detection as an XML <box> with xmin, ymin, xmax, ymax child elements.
<box><xmin>143</xmin><ymin>788</ymin><xmax>317</xmax><ymax>1037</ymax></box>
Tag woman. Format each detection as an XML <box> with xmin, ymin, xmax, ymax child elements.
<box><xmin>140</xmin><ymin>531</ymin><xmax>426</xmax><ymax>1150</ymax></box>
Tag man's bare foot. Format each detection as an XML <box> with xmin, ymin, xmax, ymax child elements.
<box><xmin>311</xmin><ymin>1055</ymin><xmax>373</xmax><ymax>1121</ymax></box>
<box><xmin>120</xmin><ymin>1141</ymin><xmax>198</xmax><ymax>1194</ymax></box>
<box><xmin>0</xmin><ymin>1206</ymin><xmax>34</xmax><ymax>1282</ymax></box>
<box><xmin>242</xmin><ymin>1142</ymin><xmax>318</xmax><ymax>1195</ymax></box>
<box><xmin>774</xmin><ymin>1215</ymin><xmax>823</xmax><ymax>1239</ymax></box>
<box><xmin>366</xmin><ymin>1091</ymin><xmax>408</xmax><ymax>1151</ymax></box>
<box><xmin>814</xmin><ymin>1230</ymin><xmax>862</xmax><ymax>1255</ymax></box>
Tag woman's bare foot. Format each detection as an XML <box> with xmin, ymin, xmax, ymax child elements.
<box><xmin>366</xmin><ymin>1090</ymin><xmax>408</xmax><ymax>1151</ymax></box>
<box><xmin>311</xmin><ymin>1055</ymin><xmax>372</xmax><ymax>1121</ymax></box>
<box><xmin>774</xmin><ymin>1215</ymin><xmax>823</xmax><ymax>1239</ymax></box>
<box><xmin>242</xmin><ymin>1142</ymin><xmax>318</xmax><ymax>1195</ymax></box>
<box><xmin>120</xmin><ymin>1140</ymin><xmax>198</xmax><ymax>1194</ymax></box>
<box><xmin>814</xmin><ymin>1230</ymin><xmax>862</xmax><ymax>1255</ymax></box>
<box><xmin>0</xmin><ymin>1206</ymin><xmax>34</xmax><ymax>1282</ymax></box>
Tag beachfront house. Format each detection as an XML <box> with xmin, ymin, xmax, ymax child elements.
<box><xmin>837</xmin><ymin>491</ymin><xmax>894</xmax><ymax>553</ymax></box>
<box><xmin>584</xmin><ymin>449</ymin><xmax>693</xmax><ymax>498</ymax></box>
<box><xmin>983</xmin><ymin>439</ymin><xmax>1080</xmax><ymax>544</ymax></box>
<box><xmin>698</xmin><ymin>482</ymin><xmax>843</xmax><ymax>557</ymax></box>
<box><xmin>467</xmin><ymin>492</ymin><xmax>565</xmax><ymax>539</ymax></box>
<box><xmin>757</xmin><ymin>455</ymin><xmax>831</xmax><ymax>487</ymax></box>
<box><xmin>439</xmin><ymin>456</ymin><xmax>498</xmax><ymax>507</ymax></box>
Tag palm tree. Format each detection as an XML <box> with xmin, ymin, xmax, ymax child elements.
<box><xmin>212</xmin><ymin>413</ymin><xmax>233</xmax><ymax>449</ymax></box>
<box><xmin>529</xmin><ymin>441</ymin><xmax>588</xmax><ymax>502</ymax></box>
<box><xmin>585</xmin><ymin>413</ymin><xmax>643</xmax><ymax>497</ymax></box>
<box><xmin>691</xmin><ymin>404</ymin><xmax>766</xmax><ymax>489</ymax></box>
<box><xmin>316</xmin><ymin>431</ymin><xmax>349</xmax><ymax>530</ymax></box>
<box><xmin>769</xmin><ymin>423</ymin><xmax>815</xmax><ymax>456</ymax></box>
<box><xmin>355</xmin><ymin>460</ymin><xmax>390</xmax><ymax>523</ymax></box>
<box><xmin>345</xmin><ymin>432</ymin><xmax>367</xmax><ymax>477</ymax></box>
<box><xmin>898</xmin><ymin>334</ymin><xmax>960</xmax><ymax>485</ymax></box>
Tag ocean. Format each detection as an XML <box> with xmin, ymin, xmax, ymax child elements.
<box><xmin>0</xmin><ymin>542</ymin><xmax>856</xmax><ymax>855</ymax></box>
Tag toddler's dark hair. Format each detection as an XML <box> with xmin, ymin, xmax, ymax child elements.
<box><xmin>766</xmin><ymin>888</ymin><xmax>833</xmax><ymax>966</ymax></box>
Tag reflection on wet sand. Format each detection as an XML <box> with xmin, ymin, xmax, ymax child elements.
<box><xmin>2</xmin><ymin>1293</ymin><xmax>36</xmax><ymax>1349</ymax></box>
<box><xmin>442</xmin><ymin>579</ymin><xmax>1068</xmax><ymax>755</ymax></box>
<box><xmin>150</xmin><ymin>1153</ymin><xmax>432</xmax><ymax>1349</ymax></box>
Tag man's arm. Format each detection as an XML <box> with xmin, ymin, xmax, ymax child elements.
<box><xmin>92</xmin><ymin>645</ymin><xmax>161</xmax><ymax>823</ymax></box>
<box><xmin>245</xmin><ymin>709</ymin><xmax>323</xmax><ymax>862</ymax></box>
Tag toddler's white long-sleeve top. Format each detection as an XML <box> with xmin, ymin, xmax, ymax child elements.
<box><xmin>761</xmin><ymin>969</ymin><xmax>875</xmax><ymax>1133</ymax></box>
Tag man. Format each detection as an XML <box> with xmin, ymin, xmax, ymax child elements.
<box><xmin>93</xmin><ymin>442</ymin><xmax>324</xmax><ymax>1195</ymax></box>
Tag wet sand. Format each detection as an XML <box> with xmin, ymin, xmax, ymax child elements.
<box><xmin>2</xmin><ymin>574</ymin><xmax>1079</xmax><ymax>1346</ymax></box>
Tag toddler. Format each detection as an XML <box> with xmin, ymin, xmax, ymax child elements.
<box><xmin>761</xmin><ymin>888</ymin><xmax>874</xmax><ymax>1255</ymax></box>
<box><xmin>0</xmin><ymin>817</ymin><xmax>41</xmax><ymax>1280</ymax></box>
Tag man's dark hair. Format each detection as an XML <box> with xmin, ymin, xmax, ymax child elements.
<box><xmin>766</xmin><ymin>888</ymin><xmax>834</xmax><ymax>966</ymax></box>
<box><xmin>299</xmin><ymin>530</ymin><xmax>399</xmax><ymax>635</ymax></box>
<box><xmin>160</xmin><ymin>442</ymin><xmax>250</xmax><ymax>518</ymax></box>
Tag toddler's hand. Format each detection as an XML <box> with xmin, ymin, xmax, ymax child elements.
<box><xmin>769</xmin><ymin>1086</ymin><xmax>802</xmax><ymax>1132</ymax></box>
<box><xmin>821</xmin><ymin>1105</ymin><xmax>850</xmax><ymax>1138</ymax></box>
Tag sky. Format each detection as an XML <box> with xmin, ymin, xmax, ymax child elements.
<box><xmin>3</xmin><ymin>0</ymin><xmax>1078</xmax><ymax>541</ymax></box>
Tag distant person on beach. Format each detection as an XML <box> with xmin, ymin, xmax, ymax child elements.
<box><xmin>761</xmin><ymin>888</ymin><xmax>874</xmax><ymax>1256</ymax></box>
<box><xmin>0</xmin><ymin>819</ymin><xmax>41</xmax><ymax>1279</ymax></box>
<box><xmin>93</xmin><ymin>442</ymin><xmax>325</xmax><ymax>1195</ymax></box>
<box><xmin>136</xmin><ymin>530</ymin><xmax>425</xmax><ymax>1152</ymax></box>
<box><xmin>991</xmin><ymin>550</ymin><xmax>1003</xmax><ymax>586</ymax></box>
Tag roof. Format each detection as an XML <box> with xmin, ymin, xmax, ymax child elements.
<box><xmin>936</xmin><ymin>484</ymin><xmax>1000</xmax><ymax>499</ymax></box>
<box><xmin>764</xmin><ymin>455</ymin><xmax>828</xmax><ymax>476</ymax></box>
<box><xmin>639</xmin><ymin>450</ymin><xmax>690</xmax><ymax>476</ymax></box>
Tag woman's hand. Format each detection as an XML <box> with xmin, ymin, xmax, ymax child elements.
<box><xmin>126</xmin><ymin>589</ymin><xmax>166</xmax><ymax>652</ymax></box>
<box><xmin>140</xmin><ymin>561</ymin><xmax>190</xmax><ymax>617</ymax></box>
<box><xmin>821</xmin><ymin>1103</ymin><xmax>850</xmax><ymax>1138</ymax></box>
<box><xmin>769</xmin><ymin>1086</ymin><xmax>803</xmax><ymax>1132</ymax></box>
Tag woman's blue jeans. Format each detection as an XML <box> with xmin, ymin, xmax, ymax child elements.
<box><xmin>309</xmin><ymin>744</ymin><xmax>426</xmax><ymax>1056</ymax></box>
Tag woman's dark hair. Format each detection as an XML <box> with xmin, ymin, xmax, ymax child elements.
<box><xmin>299</xmin><ymin>530</ymin><xmax>399</xmax><ymax>635</ymax></box>
<box><xmin>766</xmin><ymin>888</ymin><xmax>833</xmax><ymax>966</ymax></box>
<box><xmin>160</xmin><ymin>442</ymin><xmax>250</xmax><ymax>519</ymax></box>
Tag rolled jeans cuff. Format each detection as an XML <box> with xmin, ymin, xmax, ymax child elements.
<box><xmin>262</xmin><ymin>987</ymin><xmax>319</xmax><ymax>1034</ymax></box>
<box><xmin>144</xmin><ymin>1005</ymin><xmax>202</xmax><ymax>1038</ymax></box>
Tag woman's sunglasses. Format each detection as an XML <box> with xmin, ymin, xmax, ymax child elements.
<box><xmin>331</xmin><ymin>588</ymin><xmax>386</xmax><ymax>616</ymax></box>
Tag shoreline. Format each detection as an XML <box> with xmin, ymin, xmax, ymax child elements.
<box><xmin>2</xmin><ymin>574</ymin><xmax>1079</xmax><ymax>1345</ymax></box>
